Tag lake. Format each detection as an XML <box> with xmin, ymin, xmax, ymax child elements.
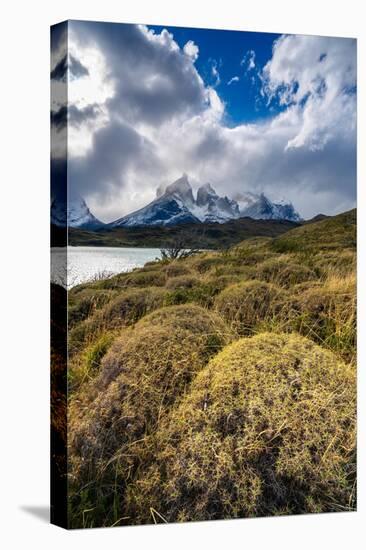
<box><xmin>51</xmin><ymin>246</ymin><xmax>162</xmax><ymax>288</ymax></box>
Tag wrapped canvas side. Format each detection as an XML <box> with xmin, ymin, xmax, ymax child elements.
<box><xmin>50</xmin><ymin>21</ymin><xmax>68</xmax><ymax>529</ymax></box>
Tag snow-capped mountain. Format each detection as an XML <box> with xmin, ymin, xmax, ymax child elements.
<box><xmin>111</xmin><ymin>175</ymin><xmax>201</xmax><ymax>227</ymax></box>
<box><xmin>237</xmin><ymin>192</ymin><xmax>301</xmax><ymax>222</ymax></box>
<box><xmin>194</xmin><ymin>183</ymin><xmax>240</xmax><ymax>223</ymax></box>
<box><xmin>110</xmin><ymin>175</ymin><xmax>301</xmax><ymax>227</ymax></box>
<box><xmin>51</xmin><ymin>195</ymin><xmax>104</xmax><ymax>229</ymax></box>
<box><xmin>111</xmin><ymin>175</ymin><xmax>240</xmax><ymax>228</ymax></box>
<box><xmin>51</xmin><ymin>175</ymin><xmax>302</xmax><ymax>231</ymax></box>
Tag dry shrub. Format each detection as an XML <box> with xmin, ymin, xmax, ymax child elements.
<box><xmin>68</xmin><ymin>289</ymin><xmax>117</xmax><ymax>327</ymax></box>
<box><xmin>208</xmin><ymin>274</ymin><xmax>243</xmax><ymax>290</ymax></box>
<box><xmin>68</xmin><ymin>287</ymin><xmax>167</xmax><ymax>355</ymax></box>
<box><xmin>190</xmin><ymin>253</ymin><xmax>224</xmax><ymax>273</ymax></box>
<box><xmin>214</xmin><ymin>280</ymin><xmax>284</xmax><ymax>335</ymax></box>
<box><xmin>256</xmin><ymin>256</ymin><xmax>317</xmax><ymax>288</ymax></box>
<box><xmin>68</xmin><ymin>332</ymin><xmax>116</xmax><ymax>392</ymax></box>
<box><xmin>165</xmin><ymin>274</ymin><xmax>200</xmax><ymax>290</ymax></box>
<box><xmin>282</xmin><ymin>273</ymin><xmax>356</xmax><ymax>362</ymax></box>
<box><xmin>162</xmin><ymin>262</ymin><xmax>192</xmax><ymax>278</ymax></box>
<box><xmin>68</xmin><ymin>304</ymin><xmax>233</xmax><ymax>528</ymax></box>
<box><xmin>91</xmin><ymin>269</ymin><xmax>166</xmax><ymax>290</ymax></box>
<box><xmin>127</xmin><ymin>333</ymin><xmax>356</xmax><ymax>523</ymax></box>
<box><xmin>312</xmin><ymin>250</ymin><xmax>356</xmax><ymax>277</ymax></box>
<box><xmin>119</xmin><ymin>270</ymin><xmax>166</xmax><ymax>288</ymax></box>
<box><xmin>233</xmin><ymin>236</ymin><xmax>273</xmax><ymax>252</ymax></box>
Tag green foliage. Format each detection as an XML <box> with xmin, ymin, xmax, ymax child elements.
<box><xmin>68</xmin><ymin>332</ymin><xmax>115</xmax><ymax>392</ymax></box>
<box><xmin>271</xmin><ymin>209</ymin><xmax>356</xmax><ymax>254</ymax></box>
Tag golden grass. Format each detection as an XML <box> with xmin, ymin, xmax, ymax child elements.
<box><xmin>65</xmin><ymin>210</ymin><xmax>357</xmax><ymax>527</ymax></box>
<box><xmin>255</xmin><ymin>255</ymin><xmax>317</xmax><ymax>288</ymax></box>
<box><xmin>68</xmin><ymin>304</ymin><xmax>233</xmax><ymax>528</ymax></box>
<box><xmin>214</xmin><ymin>280</ymin><xmax>284</xmax><ymax>335</ymax></box>
<box><xmin>127</xmin><ymin>333</ymin><xmax>356</xmax><ymax>523</ymax></box>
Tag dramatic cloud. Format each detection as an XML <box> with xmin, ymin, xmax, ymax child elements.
<box><xmin>52</xmin><ymin>23</ymin><xmax>356</xmax><ymax>221</ymax></box>
<box><xmin>183</xmin><ymin>40</ymin><xmax>199</xmax><ymax>61</ymax></box>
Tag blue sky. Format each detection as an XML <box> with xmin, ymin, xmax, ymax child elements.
<box><xmin>51</xmin><ymin>21</ymin><xmax>357</xmax><ymax>220</ymax></box>
<box><xmin>149</xmin><ymin>25</ymin><xmax>281</xmax><ymax>125</ymax></box>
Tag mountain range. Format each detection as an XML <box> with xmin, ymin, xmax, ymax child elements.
<box><xmin>51</xmin><ymin>174</ymin><xmax>302</xmax><ymax>229</ymax></box>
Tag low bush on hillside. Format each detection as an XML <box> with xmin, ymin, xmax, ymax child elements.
<box><xmin>68</xmin><ymin>332</ymin><xmax>115</xmax><ymax>391</ymax></box>
<box><xmin>281</xmin><ymin>274</ymin><xmax>356</xmax><ymax>362</ymax></box>
<box><xmin>255</xmin><ymin>256</ymin><xmax>317</xmax><ymax>288</ymax></box>
<box><xmin>68</xmin><ymin>287</ymin><xmax>167</xmax><ymax>355</ymax></box>
<box><xmin>68</xmin><ymin>304</ymin><xmax>233</xmax><ymax>528</ymax></box>
<box><xmin>127</xmin><ymin>333</ymin><xmax>356</xmax><ymax>524</ymax></box>
<box><xmin>68</xmin><ymin>289</ymin><xmax>117</xmax><ymax>327</ymax></box>
<box><xmin>214</xmin><ymin>280</ymin><xmax>284</xmax><ymax>335</ymax></box>
<box><xmin>165</xmin><ymin>275</ymin><xmax>200</xmax><ymax>290</ymax></box>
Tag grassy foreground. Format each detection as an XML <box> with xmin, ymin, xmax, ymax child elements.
<box><xmin>66</xmin><ymin>209</ymin><xmax>356</xmax><ymax>528</ymax></box>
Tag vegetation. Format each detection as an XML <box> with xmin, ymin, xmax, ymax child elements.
<box><xmin>66</xmin><ymin>208</ymin><xmax>356</xmax><ymax>528</ymax></box>
<box><xmin>127</xmin><ymin>333</ymin><xmax>356</xmax><ymax>523</ymax></box>
<box><xmin>67</xmin><ymin>217</ymin><xmax>299</xmax><ymax>249</ymax></box>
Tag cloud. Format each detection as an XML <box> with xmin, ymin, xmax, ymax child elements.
<box><xmin>183</xmin><ymin>40</ymin><xmax>199</xmax><ymax>61</ymax></box>
<box><xmin>241</xmin><ymin>49</ymin><xmax>256</xmax><ymax>71</ymax></box>
<box><xmin>261</xmin><ymin>35</ymin><xmax>356</xmax><ymax>151</ymax></box>
<box><xmin>211</xmin><ymin>60</ymin><xmax>221</xmax><ymax>87</ymax></box>
<box><xmin>57</xmin><ymin>24</ymin><xmax>356</xmax><ymax>221</ymax></box>
<box><xmin>227</xmin><ymin>75</ymin><xmax>239</xmax><ymax>85</ymax></box>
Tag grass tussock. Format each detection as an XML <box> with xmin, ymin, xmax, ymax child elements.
<box><xmin>68</xmin><ymin>304</ymin><xmax>233</xmax><ymax>528</ymax></box>
<box><xmin>165</xmin><ymin>274</ymin><xmax>200</xmax><ymax>290</ymax></box>
<box><xmin>68</xmin><ymin>287</ymin><xmax>167</xmax><ymax>355</ymax></box>
<box><xmin>127</xmin><ymin>333</ymin><xmax>356</xmax><ymax>523</ymax></box>
<box><xmin>280</xmin><ymin>273</ymin><xmax>356</xmax><ymax>362</ymax></box>
<box><xmin>68</xmin><ymin>289</ymin><xmax>117</xmax><ymax>327</ymax></box>
<box><xmin>255</xmin><ymin>255</ymin><xmax>317</xmax><ymax>288</ymax></box>
<box><xmin>214</xmin><ymin>280</ymin><xmax>284</xmax><ymax>335</ymax></box>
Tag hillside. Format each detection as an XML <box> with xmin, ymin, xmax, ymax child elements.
<box><xmin>62</xmin><ymin>208</ymin><xmax>356</xmax><ymax>528</ymax></box>
<box><xmin>68</xmin><ymin>217</ymin><xmax>300</xmax><ymax>249</ymax></box>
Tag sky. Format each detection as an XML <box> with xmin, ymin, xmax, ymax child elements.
<box><xmin>51</xmin><ymin>20</ymin><xmax>357</xmax><ymax>221</ymax></box>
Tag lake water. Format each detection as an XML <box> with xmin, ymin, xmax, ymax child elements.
<box><xmin>51</xmin><ymin>246</ymin><xmax>162</xmax><ymax>288</ymax></box>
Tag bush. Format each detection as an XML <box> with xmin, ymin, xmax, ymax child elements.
<box><xmin>282</xmin><ymin>273</ymin><xmax>356</xmax><ymax>361</ymax></box>
<box><xmin>69</xmin><ymin>304</ymin><xmax>233</xmax><ymax>528</ymax></box>
<box><xmin>68</xmin><ymin>289</ymin><xmax>117</xmax><ymax>327</ymax></box>
<box><xmin>256</xmin><ymin>256</ymin><xmax>317</xmax><ymax>288</ymax></box>
<box><xmin>69</xmin><ymin>332</ymin><xmax>115</xmax><ymax>392</ymax></box>
<box><xmin>164</xmin><ymin>281</ymin><xmax>222</xmax><ymax>308</ymax></box>
<box><xmin>119</xmin><ymin>270</ymin><xmax>166</xmax><ymax>288</ymax></box>
<box><xmin>165</xmin><ymin>275</ymin><xmax>200</xmax><ymax>290</ymax></box>
<box><xmin>88</xmin><ymin>269</ymin><xmax>166</xmax><ymax>290</ymax></box>
<box><xmin>127</xmin><ymin>333</ymin><xmax>356</xmax><ymax>523</ymax></box>
<box><xmin>190</xmin><ymin>254</ymin><xmax>224</xmax><ymax>274</ymax></box>
<box><xmin>312</xmin><ymin>250</ymin><xmax>356</xmax><ymax>277</ymax></box>
<box><xmin>215</xmin><ymin>280</ymin><xmax>284</xmax><ymax>335</ymax></box>
<box><xmin>162</xmin><ymin>262</ymin><xmax>192</xmax><ymax>278</ymax></box>
<box><xmin>68</xmin><ymin>287</ymin><xmax>167</xmax><ymax>355</ymax></box>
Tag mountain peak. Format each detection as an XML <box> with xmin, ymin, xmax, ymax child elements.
<box><xmin>51</xmin><ymin>195</ymin><xmax>104</xmax><ymax>229</ymax></box>
<box><xmin>109</xmin><ymin>176</ymin><xmax>302</xmax><ymax>228</ymax></box>
<box><xmin>164</xmin><ymin>174</ymin><xmax>195</xmax><ymax>206</ymax></box>
<box><xmin>196</xmin><ymin>183</ymin><xmax>219</xmax><ymax>207</ymax></box>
